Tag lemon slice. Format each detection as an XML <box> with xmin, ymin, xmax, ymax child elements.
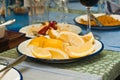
<box><xmin>82</xmin><ymin>32</ymin><xmax>95</xmax><ymax>43</ymax></box>
<box><xmin>29</xmin><ymin>36</ymin><xmax>47</xmax><ymax>47</ymax></box>
<box><xmin>48</xmin><ymin>29</ymin><xmax>59</xmax><ymax>39</ymax></box>
<box><xmin>58</xmin><ymin>31</ymin><xmax>85</xmax><ymax>46</ymax></box>
<box><xmin>45</xmin><ymin>47</ymin><xmax>69</xmax><ymax>59</ymax></box>
<box><xmin>65</xmin><ymin>40</ymin><xmax>95</xmax><ymax>58</ymax></box>
<box><xmin>43</xmin><ymin>38</ymin><xmax>64</xmax><ymax>50</ymax></box>
<box><xmin>31</xmin><ymin>46</ymin><xmax>51</xmax><ymax>59</ymax></box>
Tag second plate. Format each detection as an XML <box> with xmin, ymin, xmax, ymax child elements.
<box><xmin>74</xmin><ymin>13</ymin><xmax>120</xmax><ymax>30</ymax></box>
<box><xmin>19</xmin><ymin>23</ymin><xmax>82</xmax><ymax>38</ymax></box>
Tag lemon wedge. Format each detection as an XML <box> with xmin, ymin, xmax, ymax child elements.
<box><xmin>58</xmin><ymin>31</ymin><xmax>85</xmax><ymax>46</ymax></box>
<box><xmin>45</xmin><ymin>47</ymin><xmax>69</xmax><ymax>59</ymax></box>
<box><xmin>31</xmin><ymin>46</ymin><xmax>51</xmax><ymax>59</ymax></box>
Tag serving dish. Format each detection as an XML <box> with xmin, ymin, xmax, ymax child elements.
<box><xmin>74</xmin><ymin>13</ymin><xmax>120</xmax><ymax>30</ymax></box>
<box><xmin>0</xmin><ymin>65</ymin><xmax>23</xmax><ymax>80</ymax></box>
<box><xmin>19</xmin><ymin>23</ymin><xmax>82</xmax><ymax>38</ymax></box>
<box><xmin>17</xmin><ymin>39</ymin><xmax>104</xmax><ymax>63</ymax></box>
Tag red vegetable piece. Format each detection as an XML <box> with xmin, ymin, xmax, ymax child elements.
<box><xmin>49</xmin><ymin>21</ymin><xmax>57</xmax><ymax>30</ymax></box>
<box><xmin>38</xmin><ymin>26</ymin><xmax>49</xmax><ymax>35</ymax></box>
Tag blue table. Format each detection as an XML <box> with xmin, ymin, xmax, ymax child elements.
<box><xmin>5</xmin><ymin>12</ymin><xmax>29</xmax><ymax>32</ymax></box>
<box><xmin>3</xmin><ymin>1</ymin><xmax>120</xmax><ymax>80</ymax></box>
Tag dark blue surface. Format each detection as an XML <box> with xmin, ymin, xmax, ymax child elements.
<box><xmin>5</xmin><ymin>11</ymin><xmax>29</xmax><ymax>32</ymax></box>
<box><xmin>5</xmin><ymin>0</ymin><xmax>29</xmax><ymax>32</ymax></box>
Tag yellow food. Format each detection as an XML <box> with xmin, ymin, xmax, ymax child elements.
<box><xmin>43</xmin><ymin>38</ymin><xmax>64</xmax><ymax>50</ymax></box>
<box><xmin>29</xmin><ymin>31</ymin><xmax>95</xmax><ymax>59</ymax></box>
<box><xmin>45</xmin><ymin>47</ymin><xmax>69</xmax><ymax>59</ymax></box>
<box><xmin>29</xmin><ymin>36</ymin><xmax>47</xmax><ymax>47</ymax></box>
<box><xmin>65</xmin><ymin>42</ymin><xmax>95</xmax><ymax>58</ymax></box>
<box><xmin>81</xmin><ymin>32</ymin><xmax>94</xmax><ymax>43</ymax></box>
<box><xmin>58</xmin><ymin>31</ymin><xmax>85</xmax><ymax>46</ymax></box>
<box><xmin>64</xmin><ymin>32</ymin><xmax>95</xmax><ymax>58</ymax></box>
<box><xmin>32</xmin><ymin>46</ymin><xmax>51</xmax><ymax>59</ymax></box>
<box><xmin>80</xmin><ymin>15</ymin><xmax>120</xmax><ymax>26</ymax></box>
<box><xmin>48</xmin><ymin>29</ymin><xmax>59</xmax><ymax>39</ymax></box>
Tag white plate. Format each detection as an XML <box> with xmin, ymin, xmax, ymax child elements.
<box><xmin>0</xmin><ymin>65</ymin><xmax>23</xmax><ymax>80</ymax></box>
<box><xmin>17</xmin><ymin>39</ymin><xmax>104</xmax><ymax>63</ymax></box>
<box><xmin>74</xmin><ymin>13</ymin><xmax>120</xmax><ymax>30</ymax></box>
<box><xmin>19</xmin><ymin>23</ymin><xmax>82</xmax><ymax>38</ymax></box>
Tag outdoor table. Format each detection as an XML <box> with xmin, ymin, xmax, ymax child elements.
<box><xmin>0</xmin><ymin>1</ymin><xmax>120</xmax><ymax>80</ymax></box>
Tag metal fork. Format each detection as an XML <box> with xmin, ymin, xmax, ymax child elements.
<box><xmin>90</xmin><ymin>14</ymin><xmax>103</xmax><ymax>27</ymax></box>
<box><xmin>0</xmin><ymin>69</ymin><xmax>10</xmax><ymax>80</ymax></box>
<box><xmin>0</xmin><ymin>55</ymin><xmax>27</xmax><ymax>80</ymax></box>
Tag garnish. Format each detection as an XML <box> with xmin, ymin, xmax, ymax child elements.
<box><xmin>38</xmin><ymin>21</ymin><xmax>57</xmax><ymax>35</ymax></box>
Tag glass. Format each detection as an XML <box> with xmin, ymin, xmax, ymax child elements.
<box><xmin>27</xmin><ymin>0</ymin><xmax>50</xmax><ymax>24</ymax></box>
<box><xmin>0</xmin><ymin>26</ymin><xmax>5</xmax><ymax>38</ymax></box>
<box><xmin>54</xmin><ymin>0</ymin><xmax>69</xmax><ymax>23</ymax></box>
<box><xmin>0</xmin><ymin>0</ymin><xmax>5</xmax><ymax>38</ymax></box>
<box><xmin>0</xmin><ymin>1</ymin><xmax>8</xmax><ymax>66</ymax></box>
<box><xmin>0</xmin><ymin>0</ymin><xmax>5</xmax><ymax>24</ymax></box>
<box><xmin>5</xmin><ymin>0</ymin><xmax>29</xmax><ymax>32</ymax></box>
<box><xmin>79</xmin><ymin>0</ymin><xmax>99</xmax><ymax>34</ymax></box>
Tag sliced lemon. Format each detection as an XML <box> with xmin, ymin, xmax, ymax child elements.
<box><xmin>43</xmin><ymin>38</ymin><xmax>64</xmax><ymax>50</ymax></box>
<box><xmin>29</xmin><ymin>36</ymin><xmax>47</xmax><ymax>47</ymax></box>
<box><xmin>45</xmin><ymin>47</ymin><xmax>69</xmax><ymax>59</ymax></box>
<box><xmin>58</xmin><ymin>31</ymin><xmax>85</xmax><ymax>46</ymax></box>
<box><xmin>65</xmin><ymin>40</ymin><xmax>95</xmax><ymax>58</ymax></box>
<box><xmin>31</xmin><ymin>46</ymin><xmax>51</xmax><ymax>59</ymax></box>
<box><xmin>47</xmin><ymin>29</ymin><xmax>59</xmax><ymax>39</ymax></box>
<box><xmin>82</xmin><ymin>32</ymin><xmax>95</xmax><ymax>43</ymax></box>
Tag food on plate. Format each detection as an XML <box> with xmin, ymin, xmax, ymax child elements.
<box><xmin>38</xmin><ymin>21</ymin><xmax>57</xmax><ymax>35</ymax></box>
<box><xmin>48</xmin><ymin>29</ymin><xmax>59</xmax><ymax>39</ymax></box>
<box><xmin>81</xmin><ymin>32</ymin><xmax>94</xmax><ymax>43</ymax></box>
<box><xmin>80</xmin><ymin>15</ymin><xmax>120</xmax><ymax>26</ymax></box>
<box><xmin>44</xmin><ymin>47</ymin><xmax>69</xmax><ymax>59</ymax></box>
<box><xmin>32</xmin><ymin>46</ymin><xmax>51</xmax><ymax>59</ymax></box>
<box><xmin>57</xmin><ymin>31</ymin><xmax>85</xmax><ymax>47</ymax></box>
<box><xmin>48</xmin><ymin>29</ymin><xmax>85</xmax><ymax>47</ymax></box>
<box><xmin>29</xmin><ymin>21</ymin><xmax>57</xmax><ymax>35</ymax></box>
<box><xmin>32</xmin><ymin>46</ymin><xmax>69</xmax><ymax>59</ymax></box>
<box><xmin>65</xmin><ymin>33</ymin><xmax>95</xmax><ymax>58</ymax></box>
<box><xmin>29</xmin><ymin>36</ymin><xmax>47</xmax><ymax>47</ymax></box>
<box><xmin>43</xmin><ymin>38</ymin><xmax>63</xmax><ymax>50</ymax></box>
<box><xmin>28</xmin><ymin>31</ymin><xmax>95</xmax><ymax>59</ymax></box>
<box><xmin>28</xmin><ymin>21</ymin><xmax>80</xmax><ymax>36</ymax></box>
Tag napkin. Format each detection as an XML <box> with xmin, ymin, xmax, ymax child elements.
<box><xmin>106</xmin><ymin>1</ymin><xmax>120</xmax><ymax>14</ymax></box>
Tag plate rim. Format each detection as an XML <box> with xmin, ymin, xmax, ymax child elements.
<box><xmin>19</xmin><ymin>23</ymin><xmax>82</xmax><ymax>38</ymax></box>
<box><xmin>74</xmin><ymin>13</ymin><xmax>120</xmax><ymax>30</ymax></box>
<box><xmin>19</xmin><ymin>23</ymin><xmax>42</xmax><ymax>38</ymax></box>
<box><xmin>0</xmin><ymin>65</ymin><xmax>23</xmax><ymax>80</ymax></box>
<box><xmin>16</xmin><ymin>39</ymin><xmax>104</xmax><ymax>63</ymax></box>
